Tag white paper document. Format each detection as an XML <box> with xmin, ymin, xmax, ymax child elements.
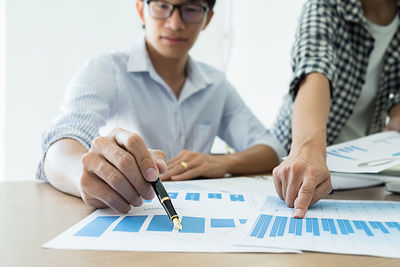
<box><xmin>164</xmin><ymin>175</ymin><xmax>276</xmax><ymax>195</ymax></box>
<box><xmin>326</xmin><ymin>131</ymin><xmax>400</xmax><ymax>173</ymax></box>
<box><xmin>44</xmin><ymin>190</ymin><xmax>297</xmax><ymax>253</ymax></box>
<box><xmin>239</xmin><ymin>196</ymin><xmax>400</xmax><ymax>258</ymax></box>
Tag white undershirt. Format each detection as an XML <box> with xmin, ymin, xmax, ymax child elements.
<box><xmin>335</xmin><ymin>15</ymin><xmax>399</xmax><ymax>144</ymax></box>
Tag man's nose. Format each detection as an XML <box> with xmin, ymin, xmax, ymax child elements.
<box><xmin>165</xmin><ymin>8</ymin><xmax>185</xmax><ymax>30</ymax></box>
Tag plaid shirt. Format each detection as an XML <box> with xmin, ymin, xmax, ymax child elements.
<box><xmin>273</xmin><ymin>0</ymin><xmax>400</xmax><ymax>154</ymax></box>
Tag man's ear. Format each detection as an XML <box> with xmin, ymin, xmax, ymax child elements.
<box><xmin>136</xmin><ymin>0</ymin><xmax>146</xmax><ymax>27</ymax></box>
<box><xmin>202</xmin><ymin>10</ymin><xmax>214</xmax><ymax>30</ymax></box>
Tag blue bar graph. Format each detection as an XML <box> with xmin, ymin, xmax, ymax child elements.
<box><xmin>239</xmin><ymin>219</ymin><xmax>248</xmax><ymax>224</ymax></box>
<box><xmin>295</xmin><ymin>218</ymin><xmax>302</xmax><ymax>236</ymax></box>
<box><xmin>251</xmin><ymin>215</ymin><xmax>267</xmax><ymax>237</ymax></box>
<box><xmin>185</xmin><ymin>193</ymin><xmax>200</xmax><ymax>201</ymax></box>
<box><xmin>385</xmin><ymin>222</ymin><xmax>394</xmax><ymax>228</ymax></box>
<box><xmin>393</xmin><ymin>222</ymin><xmax>400</xmax><ymax>231</ymax></box>
<box><xmin>353</xmin><ymin>220</ymin><xmax>362</xmax><ymax>230</ymax></box>
<box><xmin>249</xmin><ymin>215</ymin><xmax>400</xmax><ymax>241</ymax></box>
<box><xmin>278</xmin><ymin>217</ymin><xmax>287</xmax><ymax>236</ymax></box>
<box><xmin>322</xmin><ymin>218</ymin><xmax>329</xmax><ymax>231</ymax></box>
<box><xmin>211</xmin><ymin>218</ymin><xmax>235</xmax><ymax>228</ymax></box>
<box><xmin>369</xmin><ymin>221</ymin><xmax>378</xmax><ymax>229</ymax></box>
<box><xmin>230</xmin><ymin>194</ymin><xmax>245</xmax><ymax>202</ymax></box>
<box><xmin>289</xmin><ymin>217</ymin><xmax>296</xmax><ymax>233</ymax></box>
<box><xmin>113</xmin><ymin>216</ymin><xmax>148</xmax><ymax>233</ymax></box>
<box><xmin>376</xmin><ymin>222</ymin><xmax>389</xmax><ymax>234</ymax></box>
<box><xmin>337</xmin><ymin>219</ymin><xmax>348</xmax><ymax>235</ymax></box>
<box><xmin>343</xmin><ymin>220</ymin><xmax>354</xmax><ymax>233</ymax></box>
<box><xmin>350</xmin><ymin>145</ymin><xmax>367</xmax><ymax>152</ymax></box>
<box><xmin>312</xmin><ymin>218</ymin><xmax>320</xmax><ymax>236</ymax></box>
<box><xmin>327</xmin><ymin>151</ymin><xmax>357</xmax><ymax>160</ymax></box>
<box><xmin>147</xmin><ymin>215</ymin><xmax>174</xmax><ymax>232</ymax></box>
<box><xmin>258</xmin><ymin>215</ymin><xmax>273</xmax><ymax>238</ymax></box>
<box><xmin>180</xmin><ymin>216</ymin><xmax>205</xmax><ymax>233</ymax></box>
<box><xmin>168</xmin><ymin>192</ymin><xmax>178</xmax><ymax>199</ymax></box>
<box><xmin>359</xmin><ymin>221</ymin><xmax>374</xmax><ymax>236</ymax></box>
<box><xmin>269</xmin><ymin>216</ymin><xmax>281</xmax><ymax>237</ymax></box>
<box><xmin>306</xmin><ymin>218</ymin><xmax>312</xmax><ymax>233</ymax></box>
<box><xmin>75</xmin><ymin>216</ymin><xmax>119</xmax><ymax>237</ymax></box>
<box><xmin>208</xmin><ymin>193</ymin><xmax>222</xmax><ymax>199</ymax></box>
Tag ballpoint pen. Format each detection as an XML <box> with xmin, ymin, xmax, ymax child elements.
<box><xmin>151</xmin><ymin>178</ymin><xmax>182</xmax><ymax>231</ymax></box>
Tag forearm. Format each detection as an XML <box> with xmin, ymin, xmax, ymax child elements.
<box><xmin>389</xmin><ymin>103</ymin><xmax>400</xmax><ymax>120</ymax></box>
<box><xmin>43</xmin><ymin>138</ymin><xmax>87</xmax><ymax>197</ymax></box>
<box><xmin>291</xmin><ymin>73</ymin><xmax>331</xmax><ymax>157</ymax></box>
<box><xmin>221</xmin><ymin>144</ymin><xmax>279</xmax><ymax>175</ymax></box>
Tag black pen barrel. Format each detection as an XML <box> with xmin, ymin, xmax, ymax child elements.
<box><xmin>151</xmin><ymin>178</ymin><xmax>178</xmax><ymax>219</ymax></box>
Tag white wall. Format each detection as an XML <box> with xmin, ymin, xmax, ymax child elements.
<box><xmin>0</xmin><ymin>0</ymin><xmax>6</xmax><ymax>181</ymax></box>
<box><xmin>4</xmin><ymin>0</ymin><xmax>228</xmax><ymax>180</ymax></box>
<box><xmin>227</xmin><ymin>0</ymin><xmax>305</xmax><ymax>127</ymax></box>
<box><xmin>4</xmin><ymin>0</ymin><xmax>305</xmax><ymax>180</ymax></box>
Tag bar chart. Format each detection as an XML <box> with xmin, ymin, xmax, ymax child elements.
<box><xmin>240</xmin><ymin>196</ymin><xmax>400</xmax><ymax>258</ymax></box>
<box><xmin>74</xmin><ymin>214</ymin><xmax>247</xmax><ymax>237</ymax></box>
<box><xmin>326</xmin><ymin>131</ymin><xmax>400</xmax><ymax>173</ymax></box>
<box><xmin>250</xmin><ymin>214</ymin><xmax>400</xmax><ymax>238</ymax></box>
<box><xmin>143</xmin><ymin>191</ymin><xmax>246</xmax><ymax>203</ymax></box>
<box><xmin>244</xmin><ymin>213</ymin><xmax>400</xmax><ymax>258</ymax></box>
<box><xmin>40</xmin><ymin>189</ymin><xmax>267</xmax><ymax>253</ymax></box>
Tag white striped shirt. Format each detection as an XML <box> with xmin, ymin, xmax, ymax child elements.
<box><xmin>37</xmin><ymin>38</ymin><xmax>285</xmax><ymax>181</ymax></box>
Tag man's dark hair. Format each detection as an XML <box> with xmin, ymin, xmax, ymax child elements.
<box><xmin>206</xmin><ymin>0</ymin><xmax>216</xmax><ymax>9</ymax></box>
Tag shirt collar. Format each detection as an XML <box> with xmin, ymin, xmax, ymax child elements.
<box><xmin>126</xmin><ymin>37</ymin><xmax>153</xmax><ymax>73</ymax></box>
<box><xmin>337</xmin><ymin>0</ymin><xmax>400</xmax><ymax>24</ymax></box>
<box><xmin>126</xmin><ymin>36</ymin><xmax>213</xmax><ymax>102</ymax></box>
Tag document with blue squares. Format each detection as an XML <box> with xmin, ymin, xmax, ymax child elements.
<box><xmin>44</xmin><ymin>174</ymin><xmax>400</xmax><ymax>257</ymax></box>
<box><xmin>43</xmin><ymin>184</ymin><xmax>296</xmax><ymax>253</ymax></box>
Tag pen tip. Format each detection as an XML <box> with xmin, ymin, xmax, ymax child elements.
<box><xmin>173</xmin><ymin>218</ymin><xmax>183</xmax><ymax>231</ymax></box>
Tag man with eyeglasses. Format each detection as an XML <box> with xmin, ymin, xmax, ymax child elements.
<box><xmin>38</xmin><ymin>0</ymin><xmax>285</xmax><ymax>213</ymax></box>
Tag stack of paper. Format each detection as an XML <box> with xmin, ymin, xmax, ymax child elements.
<box><xmin>326</xmin><ymin>131</ymin><xmax>400</xmax><ymax>189</ymax></box>
<box><xmin>239</xmin><ymin>196</ymin><xmax>400</xmax><ymax>258</ymax></box>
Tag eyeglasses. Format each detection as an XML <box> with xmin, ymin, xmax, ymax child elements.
<box><xmin>146</xmin><ymin>0</ymin><xmax>209</xmax><ymax>24</ymax></box>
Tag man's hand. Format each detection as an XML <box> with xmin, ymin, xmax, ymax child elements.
<box><xmin>272</xmin><ymin>144</ymin><xmax>332</xmax><ymax>218</ymax></box>
<box><xmin>160</xmin><ymin>150</ymin><xmax>228</xmax><ymax>181</ymax></box>
<box><xmin>79</xmin><ymin>128</ymin><xmax>167</xmax><ymax>213</ymax></box>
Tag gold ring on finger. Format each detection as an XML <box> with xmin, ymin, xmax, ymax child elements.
<box><xmin>180</xmin><ymin>161</ymin><xmax>189</xmax><ymax>170</ymax></box>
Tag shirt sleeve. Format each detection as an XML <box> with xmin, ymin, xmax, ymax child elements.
<box><xmin>388</xmin><ymin>90</ymin><xmax>400</xmax><ymax>114</ymax></box>
<box><xmin>36</xmin><ymin>55</ymin><xmax>117</xmax><ymax>181</ymax></box>
<box><xmin>217</xmin><ymin>82</ymin><xmax>287</xmax><ymax>160</ymax></box>
<box><xmin>289</xmin><ymin>0</ymin><xmax>339</xmax><ymax>99</ymax></box>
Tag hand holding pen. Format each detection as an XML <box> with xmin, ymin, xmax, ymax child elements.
<box><xmin>80</xmin><ymin>128</ymin><xmax>169</xmax><ymax>213</ymax></box>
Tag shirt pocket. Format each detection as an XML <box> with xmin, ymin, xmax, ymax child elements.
<box><xmin>190</xmin><ymin>123</ymin><xmax>218</xmax><ymax>153</ymax></box>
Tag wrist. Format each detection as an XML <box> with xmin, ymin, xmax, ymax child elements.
<box><xmin>290</xmin><ymin>135</ymin><xmax>327</xmax><ymax>160</ymax></box>
<box><xmin>217</xmin><ymin>153</ymin><xmax>236</xmax><ymax>174</ymax></box>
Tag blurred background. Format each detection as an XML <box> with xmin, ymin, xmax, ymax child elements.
<box><xmin>0</xmin><ymin>0</ymin><xmax>305</xmax><ymax>181</ymax></box>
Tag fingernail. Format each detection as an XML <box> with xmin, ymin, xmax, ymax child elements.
<box><xmin>156</xmin><ymin>159</ymin><xmax>168</xmax><ymax>174</ymax></box>
<box><xmin>145</xmin><ymin>167</ymin><xmax>158</xmax><ymax>181</ymax></box>
<box><xmin>132</xmin><ymin>198</ymin><xmax>143</xmax><ymax>207</ymax></box>
<box><xmin>293</xmin><ymin>208</ymin><xmax>303</xmax><ymax>218</ymax></box>
<box><xmin>142</xmin><ymin>191</ymin><xmax>154</xmax><ymax>201</ymax></box>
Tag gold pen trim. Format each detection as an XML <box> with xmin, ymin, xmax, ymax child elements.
<box><xmin>172</xmin><ymin>216</ymin><xmax>183</xmax><ymax>231</ymax></box>
<box><xmin>160</xmin><ymin>196</ymin><xmax>171</xmax><ymax>203</ymax></box>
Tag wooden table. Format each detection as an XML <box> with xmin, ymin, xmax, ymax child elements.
<box><xmin>1</xmin><ymin>180</ymin><xmax>400</xmax><ymax>267</ymax></box>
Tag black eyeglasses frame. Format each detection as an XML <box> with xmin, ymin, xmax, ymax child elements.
<box><xmin>145</xmin><ymin>0</ymin><xmax>210</xmax><ymax>24</ymax></box>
